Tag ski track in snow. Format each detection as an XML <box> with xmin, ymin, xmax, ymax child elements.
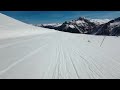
<box><xmin>0</xmin><ymin>31</ymin><xmax>120</xmax><ymax>79</ymax></box>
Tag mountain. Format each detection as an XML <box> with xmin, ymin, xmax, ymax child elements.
<box><xmin>35</xmin><ymin>17</ymin><xmax>120</xmax><ymax>36</ymax></box>
<box><xmin>56</xmin><ymin>17</ymin><xmax>100</xmax><ymax>34</ymax></box>
<box><xmin>94</xmin><ymin>17</ymin><xmax>120</xmax><ymax>36</ymax></box>
<box><xmin>35</xmin><ymin>17</ymin><xmax>111</xmax><ymax>35</ymax></box>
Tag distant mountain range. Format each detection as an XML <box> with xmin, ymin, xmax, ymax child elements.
<box><xmin>34</xmin><ymin>17</ymin><xmax>120</xmax><ymax>36</ymax></box>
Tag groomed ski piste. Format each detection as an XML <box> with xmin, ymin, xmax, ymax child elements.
<box><xmin>0</xmin><ymin>13</ymin><xmax>120</xmax><ymax>79</ymax></box>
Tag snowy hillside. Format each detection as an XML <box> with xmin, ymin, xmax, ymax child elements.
<box><xmin>0</xmin><ymin>13</ymin><xmax>56</xmax><ymax>39</ymax></box>
<box><xmin>0</xmin><ymin>13</ymin><xmax>120</xmax><ymax>79</ymax></box>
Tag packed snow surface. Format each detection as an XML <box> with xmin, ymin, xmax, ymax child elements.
<box><xmin>0</xmin><ymin>13</ymin><xmax>120</xmax><ymax>79</ymax></box>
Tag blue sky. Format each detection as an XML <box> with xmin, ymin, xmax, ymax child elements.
<box><xmin>0</xmin><ymin>11</ymin><xmax>120</xmax><ymax>24</ymax></box>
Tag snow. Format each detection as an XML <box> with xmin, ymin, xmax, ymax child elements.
<box><xmin>0</xmin><ymin>13</ymin><xmax>120</xmax><ymax>79</ymax></box>
<box><xmin>76</xmin><ymin>20</ymin><xmax>85</xmax><ymax>24</ymax></box>
<box><xmin>90</xmin><ymin>19</ymin><xmax>110</xmax><ymax>25</ymax></box>
<box><xmin>69</xmin><ymin>25</ymin><xmax>75</xmax><ymax>28</ymax></box>
<box><xmin>110</xmin><ymin>22</ymin><xmax>120</xmax><ymax>27</ymax></box>
<box><xmin>0</xmin><ymin>13</ymin><xmax>56</xmax><ymax>39</ymax></box>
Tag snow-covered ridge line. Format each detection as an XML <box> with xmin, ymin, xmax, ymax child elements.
<box><xmin>41</xmin><ymin>17</ymin><xmax>111</xmax><ymax>34</ymax></box>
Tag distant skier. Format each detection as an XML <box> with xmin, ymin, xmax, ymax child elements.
<box><xmin>88</xmin><ymin>40</ymin><xmax>91</xmax><ymax>42</ymax></box>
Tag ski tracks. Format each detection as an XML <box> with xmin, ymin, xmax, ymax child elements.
<box><xmin>0</xmin><ymin>32</ymin><xmax>120</xmax><ymax>79</ymax></box>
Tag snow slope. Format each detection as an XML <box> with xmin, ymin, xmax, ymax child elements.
<box><xmin>0</xmin><ymin>13</ymin><xmax>120</xmax><ymax>79</ymax></box>
<box><xmin>0</xmin><ymin>13</ymin><xmax>56</xmax><ymax>39</ymax></box>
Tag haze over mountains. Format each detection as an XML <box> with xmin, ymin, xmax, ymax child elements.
<box><xmin>35</xmin><ymin>17</ymin><xmax>120</xmax><ymax>36</ymax></box>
